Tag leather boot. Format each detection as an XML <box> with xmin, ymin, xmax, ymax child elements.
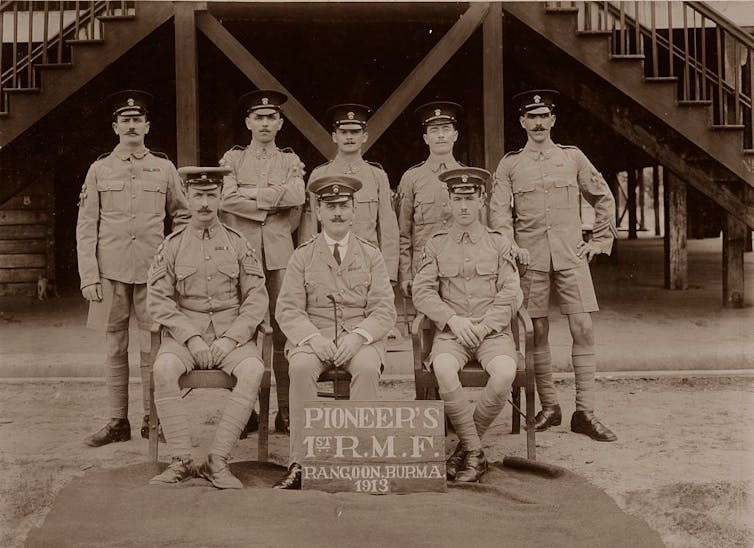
<box><xmin>532</xmin><ymin>404</ymin><xmax>562</xmax><ymax>431</ymax></box>
<box><xmin>445</xmin><ymin>442</ymin><xmax>467</xmax><ymax>481</ymax></box>
<box><xmin>149</xmin><ymin>456</ymin><xmax>196</xmax><ymax>485</ymax></box>
<box><xmin>454</xmin><ymin>449</ymin><xmax>488</xmax><ymax>483</ymax></box>
<box><xmin>275</xmin><ymin>406</ymin><xmax>290</xmax><ymax>435</ymax></box>
<box><xmin>84</xmin><ymin>418</ymin><xmax>131</xmax><ymax>447</ymax></box>
<box><xmin>198</xmin><ymin>454</ymin><xmax>243</xmax><ymax>489</ymax></box>
<box><xmin>273</xmin><ymin>463</ymin><xmax>302</xmax><ymax>490</ymax></box>
<box><xmin>240</xmin><ymin>410</ymin><xmax>259</xmax><ymax>439</ymax></box>
<box><xmin>141</xmin><ymin>415</ymin><xmax>166</xmax><ymax>443</ymax></box>
<box><xmin>571</xmin><ymin>411</ymin><xmax>617</xmax><ymax>442</ymax></box>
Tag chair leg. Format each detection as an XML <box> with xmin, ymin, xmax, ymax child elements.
<box><xmin>258</xmin><ymin>371</ymin><xmax>270</xmax><ymax>462</ymax></box>
<box><xmin>148</xmin><ymin>370</ymin><xmax>159</xmax><ymax>464</ymax></box>
<box><xmin>511</xmin><ymin>385</ymin><xmax>521</xmax><ymax>435</ymax></box>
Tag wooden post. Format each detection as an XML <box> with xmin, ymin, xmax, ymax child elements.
<box><xmin>627</xmin><ymin>168</ymin><xmax>637</xmax><ymax>239</ymax></box>
<box><xmin>722</xmin><ymin>183</ymin><xmax>746</xmax><ymax>308</ymax></box>
<box><xmin>653</xmin><ymin>165</ymin><xmax>661</xmax><ymax>236</ymax></box>
<box><xmin>482</xmin><ymin>2</ymin><xmax>504</xmax><ymax>171</ymax></box>
<box><xmin>174</xmin><ymin>2</ymin><xmax>200</xmax><ymax>166</ymax></box>
<box><xmin>614</xmin><ymin>172</ymin><xmax>621</xmax><ymax>228</ymax></box>
<box><xmin>638</xmin><ymin>167</ymin><xmax>646</xmax><ymax>231</ymax></box>
<box><xmin>663</xmin><ymin>170</ymin><xmax>688</xmax><ymax>290</ymax></box>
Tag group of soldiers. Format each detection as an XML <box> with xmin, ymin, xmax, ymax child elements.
<box><xmin>76</xmin><ymin>87</ymin><xmax>617</xmax><ymax>490</ymax></box>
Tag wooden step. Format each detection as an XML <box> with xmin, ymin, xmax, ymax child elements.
<box><xmin>711</xmin><ymin>124</ymin><xmax>745</xmax><ymax>131</ymax></box>
<box><xmin>66</xmin><ymin>39</ymin><xmax>105</xmax><ymax>46</ymax></box>
<box><xmin>4</xmin><ymin>88</ymin><xmax>40</xmax><ymax>95</ymax></box>
<box><xmin>677</xmin><ymin>100</ymin><xmax>712</xmax><ymax>107</ymax></box>
<box><xmin>545</xmin><ymin>7</ymin><xmax>579</xmax><ymax>14</ymax></box>
<box><xmin>644</xmin><ymin>76</ymin><xmax>678</xmax><ymax>84</ymax></box>
<box><xmin>97</xmin><ymin>14</ymin><xmax>136</xmax><ymax>22</ymax></box>
<box><xmin>35</xmin><ymin>63</ymin><xmax>74</xmax><ymax>70</ymax></box>
<box><xmin>611</xmin><ymin>54</ymin><xmax>645</xmax><ymax>60</ymax></box>
<box><xmin>577</xmin><ymin>30</ymin><xmax>612</xmax><ymax>36</ymax></box>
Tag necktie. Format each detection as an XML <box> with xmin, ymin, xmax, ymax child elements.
<box><xmin>333</xmin><ymin>243</ymin><xmax>341</xmax><ymax>265</ymax></box>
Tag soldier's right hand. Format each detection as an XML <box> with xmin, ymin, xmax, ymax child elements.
<box><xmin>513</xmin><ymin>245</ymin><xmax>530</xmax><ymax>266</ymax></box>
<box><xmin>309</xmin><ymin>334</ymin><xmax>337</xmax><ymax>365</ymax></box>
<box><xmin>187</xmin><ymin>336</ymin><xmax>213</xmax><ymax>369</ymax></box>
<box><xmin>400</xmin><ymin>280</ymin><xmax>412</xmax><ymax>298</ymax></box>
<box><xmin>447</xmin><ymin>315</ymin><xmax>482</xmax><ymax>349</ymax></box>
<box><xmin>81</xmin><ymin>283</ymin><xmax>103</xmax><ymax>302</ymax></box>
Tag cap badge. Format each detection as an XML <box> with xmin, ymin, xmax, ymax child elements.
<box><xmin>127</xmin><ymin>98</ymin><xmax>135</xmax><ymax>106</ymax></box>
<box><xmin>434</xmin><ymin>109</ymin><xmax>441</xmax><ymax>117</ymax></box>
<box><xmin>347</xmin><ymin>112</ymin><xmax>355</xmax><ymax>120</ymax></box>
<box><xmin>332</xmin><ymin>185</ymin><xmax>339</xmax><ymax>194</ymax></box>
<box><xmin>533</xmin><ymin>95</ymin><xmax>541</xmax><ymax>104</ymax></box>
<box><xmin>201</xmin><ymin>174</ymin><xmax>208</xmax><ymax>180</ymax></box>
<box><xmin>461</xmin><ymin>175</ymin><xmax>468</xmax><ymax>182</ymax></box>
<box><xmin>262</xmin><ymin>97</ymin><xmax>269</xmax><ymax>105</ymax></box>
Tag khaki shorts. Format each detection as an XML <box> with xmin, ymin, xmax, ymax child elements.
<box><xmin>520</xmin><ymin>263</ymin><xmax>598</xmax><ymax>318</ymax></box>
<box><xmin>86</xmin><ymin>278</ymin><xmax>153</xmax><ymax>332</ymax></box>
<box><xmin>430</xmin><ymin>332</ymin><xmax>516</xmax><ymax>372</ymax></box>
<box><xmin>157</xmin><ymin>328</ymin><xmax>262</xmax><ymax>375</ymax></box>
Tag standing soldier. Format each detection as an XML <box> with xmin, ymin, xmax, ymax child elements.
<box><xmin>148</xmin><ymin>167</ymin><xmax>268</xmax><ymax>489</ymax></box>
<box><xmin>219</xmin><ymin>90</ymin><xmax>306</xmax><ymax>435</ymax></box>
<box><xmin>298</xmin><ymin>104</ymin><xmax>399</xmax><ymax>284</ymax></box>
<box><xmin>273</xmin><ymin>176</ymin><xmax>397</xmax><ymax>490</ymax></box>
<box><xmin>489</xmin><ymin>90</ymin><xmax>617</xmax><ymax>442</ymax></box>
<box><xmin>397</xmin><ymin>101</ymin><xmax>465</xmax><ymax>299</ymax></box>
<box><xmin>76</xmin><ymin>90</ymin><xmax>189</xmax><ymax>447</ymax></box>
<box><xmin>412</xmin><ymin>168</ymin><xmax>522</xmax><ymax>483</ymax></box>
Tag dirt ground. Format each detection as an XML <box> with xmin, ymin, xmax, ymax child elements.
<box><xmin>0</xmin><ymin>375</ymin><xmax>752</xmax><ymax>548</ymax></box>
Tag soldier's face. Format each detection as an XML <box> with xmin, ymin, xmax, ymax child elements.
<box><xmin>449</xmin><ymin>192</ymin><xmax>483</xmax><ymax>227</ymax></box>
<box><xmin>188</xmin><ymin>187</ymin><xmax>221</xmax><ymax>225</ymax></box>
<box><xmin>423</xmin><ymin>123</ymin><xmax>457</xmax><ymax>155</ymax></box>
<box><xmin>246</xmin><ymin>111</ymin><xmax>283</xmax><ymax>144</ymax></box>
<box><xmin>520</xmin><ymin>112</ymin><xmax>555</xmax><ymax>143</ymax></box>
<box><xmin>332</xmin><ymin>127</ymin><xmax>368</xmax><ymax>154</ymax></box>
<box><xmin>112</xmin><ymin>114</ymin><xmax>149</xmax><ymax>145</ymax></box>
<box><xmin>317</xmin><ymin>199</ymin><xmax>354</xmax><ymax>240</ymax></box>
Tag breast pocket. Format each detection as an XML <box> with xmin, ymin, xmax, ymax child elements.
<box><xmin>304</xmin><ymin>273</ymin><xmax>325</xmax><ymax>307</ymax></box>
<box><xmin>354</xmin><ymin>190</ymin><xmax>378</xmax><ymax>226</ymax></box>
<box><xmin>349</xmin><ymin>271</ymin><xmax>371</xmax><ymax>302</ymax></box>
<box><xmin>216</xmin><ymin>262</ymin><xmax>240</xmax><ymax>299</ymax></box>
<box><xmin>96</xmin><ymin>179</ymin><xmax>128</xmax><ymax>212</ymax></box>
<box><xmin>141</xmin><ymin>175</ymin><xmax>168</xmax><ymax>214</ymax></box>
<box><xmin>512</xmin><ymin>180</ymin><xmax>538</xmax><ymax>213</ymax></box>
<box><xmin>437</xmin><ymin>260</ymin><xmax>459</xmax><ymax>296</ymax></box>
<box><xmin>553</xmin><ymin>179</ymin><xmax>577</xmax><ymax>209</ymax></box>
<box><xmin>175</xmin><ymin>265</ymin><xmax>197</xmax><ymax>296</ymax></box>
<box><xmin>475</xmin><ymin>261</ymin><xmax>498</xmax><ymax>294</ymax></box>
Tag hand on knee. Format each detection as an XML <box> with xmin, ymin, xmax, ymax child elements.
<box><xmin>432</xmin><ymin>354</ymin><xmax>461</xmax><ymax>393</ymax></box>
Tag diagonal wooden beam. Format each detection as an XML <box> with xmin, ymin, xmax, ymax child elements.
<box><xmin>196</xmin><ymin>12</ymin><xmax>334</xmax><ymax>158</ymax></box>
<box><xmin>364</xmin><ymin>2</ymin><xmax>490</xmax><ymax>153</ymax></box>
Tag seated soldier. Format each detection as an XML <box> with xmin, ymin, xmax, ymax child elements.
<box><xmin>147</xmin><ymin>167</ymin><xmax>269</xmax><ymax>489</ymax></box>
<box><xmin>273</xmin><ymin>175</ymin><xmax>397</xmax><ymax>490</ymax></box>
<box><xmin>412</xmin><ymin>167</ymin><xmax>523</xmax><ymax>483</ymax></box>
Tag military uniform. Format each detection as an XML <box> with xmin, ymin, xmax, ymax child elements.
<box><xmin>148</xmin><ymin>167</ymin><xmax>269</xmax><ymax>489</ymax></box>
<box><xmin>219</xmin><ymin>90</ymin><xmax>307</xmax><ymax>433</ymax></box>
<box><xmin>411</xmin><ymin>167</ymin><xmax>522</xmax><ymax>482</ymax></box>
<box><xmin>274</xmin><ymin>176</ymin><xmax>397</xmax><ymax>481</ymax></box>
<box><xmin>76</xmin><ymin>90</ymin><xmax>189</xmax><ymax>445</ymax></box>
<box><xmin>488</xmin><ymin>89</ymin><xmax>617</xmax><ymax>442</ymax></box>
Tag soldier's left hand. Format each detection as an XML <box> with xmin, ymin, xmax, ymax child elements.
<box><xmin>576</xmin><ymin>241</ymin><xmax>600</xmax><ymax>262</ymax></box>
<box><xmin>210</xmin><ymin>337</ymin><xmax>237</xmax><ymax>366</ymax></box>
<box><xmin>470</xmin><ymin>323</ymin><xmax>490</xmax><ymax>342</ymax></box>
<box><xmin>333</xmin><ymin>333</ymin><xmax>366</xmax><ymax>368</ymax></box>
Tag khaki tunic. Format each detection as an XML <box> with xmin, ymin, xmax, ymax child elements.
<box><xmin>276</xmin><ymin>233</ymin><xmax>397</xmax><ymax>363</ymax></box>
<box><xmin>412</xmin><ymin>223</ymin><xmax>523</xmax><ymax>335</ymax></box>
<box><xmin>396</xmin><ymin>157</ymin><xmax>461</xmax><ymax>284</ymax></box>
<box><xmin>489</xmin><ymin>143</ymin><xmax>617</xmax><ymax>272</ymax></box>
<box><xmin>147</xmin><ymin>220</ymin><xmax>268</xmax><ymax>346</ymax></box>
<box><xmin>219</xmin><ymin>145</ymin><xmax>306</xmax><ymax>270</ymax></box>
<box><xmin>76</xmin><ymin>146</ymin><xmax>190</xmax><ymax>288</ymax></box>
<box><xmin>298</xmin><ymin>159</ymin><xmax>399</xmax><ymax>281</ymax></box>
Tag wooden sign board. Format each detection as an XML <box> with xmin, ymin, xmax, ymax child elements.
<box><xmin>301</xmin><ymin>400</ymin><xmax>446</xmax><ymax>494</ymax></box>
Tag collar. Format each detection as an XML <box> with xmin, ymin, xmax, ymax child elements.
<box><xmin>449</xmin><ymin>222</ymin><xmax>484</xmax><ymax>244</ymax></box>
<box><xmin>323</xmin><ymin>231</ymin><xmax>350</xmax><ymax>248</ymax></box>
<box><xmin>426</xmin><ymin>155</ymin><xmax>459</xmax><ymax>174</ymax></box>
<box><xmin>248</xmin><ymin>141</ymin><xmax>277</xmax><ymax>159</ymax></box>
<box><xmin>189</xmin><ymin>218</ymin><xmax>222</xmax><ymax>239</ymax></box>
<box><xmin>332</xmin><ymin>156</ymin><xmax>366</xmax><ymax>175</ymax></box>
<box><xmin>523</xmin><ymin>142</ymin><xmax>556</xmax><ymax>159</ymax></box>
<box><xmin>112</xmin><ymin>145</ymin><xmax>149</xmax><ymax>160</ymax></box>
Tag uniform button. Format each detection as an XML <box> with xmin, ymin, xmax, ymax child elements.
<box><xmin>340</xmin><ymin>289</ymin><xmax>345</xmax><ymax>294</ymax></box>
<box><xmin>207</xmin><ymin>276</ymin><xmax>212</xmax><ymax>281</ymax></box>
<box><xmin>261</xmin><ymin>222</ymin><xmax>265</xmax><ymax>226</ymax></box>
<box><xmin>465</xmin><ymin>276</ymin><xmax>470</xmax><ymax>281</ymax></box>
<box><xmin>547</xmin><ymin>226</ymin><xmax>551</xmax><ymax>230</ymax></box>
<box><xmin>442</xmin><ymin>203</ymin><xmax>447</xmax><ymax>207</ymax></box>
<box><xmin>131</xmin><ymin>235</ymin><xmax>136</xmax><ymax>240</ymax></box>
<box><xmin>131</xmin><ymin>194</ymin><xmax>136</xmax><ymax>199</ymax></box>
<box><xmin>546</xmin><ymin>208</ymin><xmax>550</xmax><ymax>212</ymax></box>
<box><xmin>205</xmin><ymin>256</ymin><xmax>210</xmax><ymax>260</ymax></box>
<box><xmin>544</xmin><ymin>190</ymin><xmax>549</xmax><ymax>194</ymax></box>
<box><xmin>337</xmin><ymin>271</ymin><xmax>342</xmax><ymax>276</ymax></box>
<box><xmin>131</xmin><ymin>175</ymin><xmax>136</xmax><ymax>180</ymax></box>
<box><xmin>464</xmin><ymin>258</ymin><xmax>469</xmax><ymax>262</ymax></box>
<box><xmin>209</xmin><ymin>311</ymin><xmax>213</xmax><ymax>315</ymax></box>
<box><xmin>131</xmin><ymin>214</ymin><xmax>136</xmax><ymax>219</ymax></box>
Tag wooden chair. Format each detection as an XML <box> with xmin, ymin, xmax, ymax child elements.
<box><xmin>411</xmin><ymin>305</ymin><xmax>536</xmax><ymax>460</ymax></box>
<box><xmin>148</xmin><ymin>322</ymin><xmax>273</xmax><ymax>463</ymax></box>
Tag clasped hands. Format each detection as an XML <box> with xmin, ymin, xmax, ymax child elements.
<box><xmin>187</xmin><ymin>335</ymin><xmax>237</xmax><ymax>369</ymax></box>
<box><xmin>447</xmin><ymin>316</ymin><xmax>489</xmax><ymax>349</ymax></box>
<box><xmin>309</xmin><ymin>332</ymin><xmax>366</xmax><ymax>368</ymax></box>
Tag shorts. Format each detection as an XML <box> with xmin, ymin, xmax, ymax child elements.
<box><xmin>430</xmin><ymin>332</ymin><xmax>516</xmax><ymax>372</ymax></box>
<box><xmin>520</xmin><ymin>262</ymin><xmax>598</xmax><ymax>318</ymax></box>
<box><xmin>157</xmin><ymin>328</ymin><xmax>262</xmax><ymax>375</ymax></box>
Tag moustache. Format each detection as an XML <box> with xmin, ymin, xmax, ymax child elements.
<box><xmin>197</xmin><ymin>208</ymin><xmax>212</xmax><ymax>213</ymax></box>
<box><xmin>533</xmin><ymin>126</ymin><xmax>546</xmax><ymax>131</ymax></box>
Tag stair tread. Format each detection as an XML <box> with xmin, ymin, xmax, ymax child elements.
<box><xmin>546</xmin><ymin>7</ymin><xmax>580</xmax><ymax>13</ymax></box>
<box><xmin>35</xmin><ymin>63</ymin><xmax>74</xmax><ymax>70</ymax></box>
<box><xmin>677</xmin><ymin>100</ymin><xmax>712</xmax><ymax>106</ymax></box>
<box><xmin>743</xmin><ymin>150</ymin><xmax>754</xmax><ymax>155</ymax></box>
<box><xmin>4</xmin><ymin>88</ymin><xmax>41</xmax><ymax>94</ymax></box>
<box><xmin>66</xmin><ymin>39</ymin><xmax>105</xmax><ymax>45</ymax></box>
<box><xmin>645</xmin><ymin>76</ymin><xmax>679</xmax><ymax>82</ymax></box>
<box><xmin>97</xmin><ymin>15</ymin><xmax>136</xmax><ymax>21</ymax></box>
<box><xmin>711</xmin><ymin>124</ymin><xmax>745</xmax><ymax>130</ymax></box>
<box><xmin>611</xmin><ymin>54</ymin><xmax>645</xmax><ymax>59</ymax></box>
<box><xmin>577</xmin><ymin>30</ymin><xmax>612</xmax><ymax>35</ymax></box>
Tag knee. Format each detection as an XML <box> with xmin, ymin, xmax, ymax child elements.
<box><xmin>288</xmin><ymin>354</ymin><xmax>321</xmax><ymax>382</ymax></box>
<box><xmin>348</xmin><ymin>351</ymin><xmax>380</xmax><ymax>381</ymax></box>
<box><xmin>105</xmin><ymin>330</ymin><xmax>129</xmax><ymax>359</ymax></box>
<box><xmin>532</xmin><ymin>318</ymin><xmax>549</xmax><ymax>347</ymax></box>
<box><xmin>233</xmin><ymin>358</ymin><xmax>264</xmax><ymax>394</ymax></box>
<box><xmin>569</xmin><ymin>314</ymin><xmax>594</xmax><ymax>345</ymax></box>
<box><xmin>486</xmin><ymin>356</ymin><xmax>517</xmax><ymax>393</ymax></box>
<box><xmin>153</xmin><ymin>354</ymin><xmax>184</xmax><ymax>389</ymax></box>
<box><xmin>432</xmin><ymin>355</ymin><xmax>461</xmax><ymax>392</ymax></box>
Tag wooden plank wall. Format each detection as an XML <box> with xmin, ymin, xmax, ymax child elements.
<box><xmin>0</xmin><ymin>177</ymin><xmax>53</xmax><ymax>296</ymax></box>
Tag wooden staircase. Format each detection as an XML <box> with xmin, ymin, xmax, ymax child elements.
<box><xmin>0</xmin><ymin>1</ymin><xmax>174</xmax><ymax>148</ymax></box>
<box><xmin>502</xmin><ymin>1</ymin><xmax>754</xmax><ymax>228</ymax></box>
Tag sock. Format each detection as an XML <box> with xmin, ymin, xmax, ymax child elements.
<box><xmin>104</xmin><ymin>329</ymin><xmax>130</xmax><ymax>419</ymax></box>
<box><xmin>473</xmin><ymin>377</ymin><xmax>510</xmax><ymax>439</ymax></box>
<box><xmin>440</xmin><ymin>387</ymin><xmax>481</xmax><ymax>451</ymax></box>
<box><xmin>572</xmin><ymin>345</ymin><xmax>596</xmax><ymax>412</ymax></box>
<box><xmin>210</xmin><ymin>394</ymin><xmax>255</xmax><ymax>459</ymax></box>
<box><xmin>155</xmin><ymin>395</ymin><xmax>191</xmax><ymax>457</ymax></box>
<box><xmin>533</xmin><ymin>348</ymin><xmax>558</xmax><ymax>408</ymax></box>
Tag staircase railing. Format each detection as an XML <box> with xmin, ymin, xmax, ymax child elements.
<box><xmin>0</xmin><ymin>1</ymin><xmax>135</xmax><ymax>112</ymax></box>
<box><xmin>546</xmin><ymin>1</ymin><xmax>753</xmax><ymax>149</ymax></box>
